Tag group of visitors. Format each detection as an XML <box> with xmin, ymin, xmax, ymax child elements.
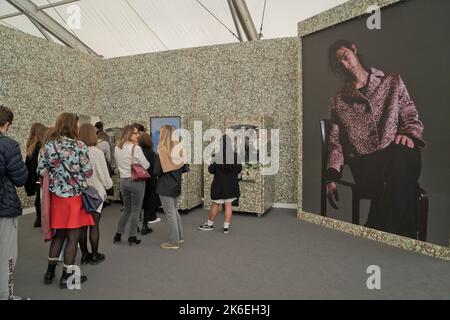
<box><xmin>0</xmin><ymin>107</ymin><xmax>242</xmax><ymax>299</ymax></box>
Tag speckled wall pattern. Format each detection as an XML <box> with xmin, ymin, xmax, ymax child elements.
<box><xmin>99</xmin><ymin>38</ymin><xmax>300</xmax><ymax>205</ymax></box>
<box><xmin>0</xmin><ymin>25</ymin><xmax>299</xmax><ymax>209</ymax></box>
<box><xmin>0</xmin><ymin>26</ymin><xmax>102</xmax><ymax>208</ymax></box>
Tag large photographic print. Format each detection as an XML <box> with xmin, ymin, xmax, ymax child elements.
<box><xmin>301</xmin><ymin>0</ymin><xmax>450</xmax><ymax>246</ymax></box>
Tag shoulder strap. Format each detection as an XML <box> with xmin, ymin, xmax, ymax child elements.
<box><xmin>131</xmin><ymin>144</ymin><xmax>138</xmax><ymax>170</ymax></box>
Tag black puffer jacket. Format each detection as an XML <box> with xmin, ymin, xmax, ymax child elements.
<box><xmin>0</xmin><ymin>134</ymin><xmax>28</xmax><ymax>218</ymax></box>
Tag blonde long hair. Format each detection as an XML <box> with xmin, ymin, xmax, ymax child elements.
<box><xmin>157</xmin><ymin>125</ymin><xmax>178</xmax><ymax>153</ymax></box>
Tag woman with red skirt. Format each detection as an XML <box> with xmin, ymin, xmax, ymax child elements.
<box><xmin>37</xmin><ymin>113</ymin><xmax>94</xmax><ymax>289</ymax></box>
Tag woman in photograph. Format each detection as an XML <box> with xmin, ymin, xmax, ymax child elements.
<box><xmin>326</xmin><ymin>40</ymin><xmax>425</xmax><ymax>238</ymax></box>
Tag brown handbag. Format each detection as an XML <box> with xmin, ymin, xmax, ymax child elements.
<box><xmin>131</xmin><ymin>144</ymin><xmax>151</xmax><ymax>181</ymax></box>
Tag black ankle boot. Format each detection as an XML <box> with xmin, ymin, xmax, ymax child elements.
<box><xmin>128</xmin><ymin>236</ymin><xmax>141</xmax><ymax>246</ymax></box>
<box><xmin>44</xmin><ymin>262</ymin><xmax>57</xmax><ymax>285</ymax></box>
<box><xmin>141</xmin><ymin>224</ymin><xmax>153</xmax><ymax>235</ymax></box>
<box><xmin>34</xmin><ymin>218</ymin><xmax>41</xmax><ymax>228</ymax></box>
<box><xmin>80</xmin><ymin>253</ymin><xmax>92</xmax><ymax>265</ymax></box>
<box><xmin>60</xmin><ymin>270</ymin><xmax>87</xmax><ymax>289</ymax></box>
<box><xmin>90</xmin><ymin>253</ymin><xmax>106</xmax><ymax>265</ymax></box>
<box><xmin>113</xmin><ymin>233</ymin><xmax>122</xmax><ymax>244</ymax></box>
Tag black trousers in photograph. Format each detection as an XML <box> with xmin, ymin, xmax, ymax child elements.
<box><xmin>349</xmin><ymin>143</ymin><xmax>422</xmax><ymax>239</ymax></box>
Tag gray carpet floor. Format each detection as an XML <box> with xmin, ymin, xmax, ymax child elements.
<box><xmin>13</xmin><ymin>204</ymin><xmax>450</xmax><ymax>300</ymax></box>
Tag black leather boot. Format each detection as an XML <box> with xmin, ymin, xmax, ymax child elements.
<box><xmin>141</xmin><ymin>224</ymin><xmax>153</xmax><ymax>235</ymax></box>
<box><xmin>44</xmin><ymin>261</ymin><xmax>58</xmax><ymax>285</ymax></box>
<box><xmin>33</xmin><ymin>218</ymin><xmax>41</xmax><ymax>228</ymax></box>
<box><xmin>90</xmin><ymin>253</ymin><xmax>106</xmax><ymax>265</ymax></box>
<box><xmin>113</xmin><ymin>233</ymin><xmax>122</xmax><ymax>244</ymax></box>
<box><xmin>128</xmin><ymin>236</ymin><xmax>141</xmax><ymax>246</ymax></box>
<box><xmin>80</xmin><ymin>253</ymin><xmax>92</xmax><ymax>265</ymax></box>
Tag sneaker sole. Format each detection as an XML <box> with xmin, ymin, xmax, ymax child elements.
<box><xmin>198</xmin><ymin>227</ymin><xmax>213</xmax><ymax>231</ymax></box>
<box><xmin>161</xmin><ymin>246</ymin><xmax>179</xmax><ymax>249</ymax></box>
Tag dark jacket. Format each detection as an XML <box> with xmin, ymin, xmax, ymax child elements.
<box><xmin>141</xmin><ymin>146</ymin><xmax>159</xmax><ymax>208</ymax></box>
<box><xmin>209</xmin><ymin>154</ymin><xmax>242</xmax><ymax>200</ymax></box>
<box><xmin>0</xmin><ymin>134</ymin><xmax>29</xmax><ymax>218</ymax></box>
<box><xmin>153</xmin><ymin>154</ymin><xmax>183</xmax><ymax>198</ymax></box>
<box><xmin>24</xmin><ymin>142</ymin><xmax>41</xmax><ymax>196</ymax></box>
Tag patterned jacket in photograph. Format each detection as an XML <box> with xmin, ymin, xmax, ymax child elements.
<box><xmin>327</xmin><ymin>67</ymin><xmax>425</xmax><ymax>174</ymax></box>
<box><xmin>37</xmin><ymin>137</ymin><xmax>93</xmax><ymax>197</ymax></box>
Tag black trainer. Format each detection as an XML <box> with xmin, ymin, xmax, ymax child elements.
<box><xmin>198</xmin><ymin>223</ymin><xmax>213</xmax><ymax>231</ymax></box>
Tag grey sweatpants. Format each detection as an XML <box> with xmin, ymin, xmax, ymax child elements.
<box><xmin>0</xmin><ymin>217</ymin><xmax>18</xmax><ymax>300</ymax></box>
<box><xmin>159</xmin><ymin>196</ymin><xmax>183</xmax><ymax>244</ymax></box>
<box><xmin>117</xmin><ymin>178</ymin><xmax>145</xmax><ymax>237</ymax></box>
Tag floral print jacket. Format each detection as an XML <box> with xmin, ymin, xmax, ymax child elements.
<box><xmin>327</xmin><ymin>67</ymin><xmax>425</xmax><ymax>174</ymax></box>
<box><xmin>37</xmin><ymin>137</ymin><xmax>93</xmax><ymax>198</ymax></box>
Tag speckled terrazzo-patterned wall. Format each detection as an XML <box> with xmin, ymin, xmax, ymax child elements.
<box><xmin>101</xmin><ymin>38</ymin><xmax>300</xmax><ymax>204</ymax></box>
<box><xmin>1</xmin><ymin>25</ymin><xmax>299</xmax><ymax>206</ymax></box>
<box><xmin>0</xmin><ymin>25</ymin><xmax>102</xmax><ymax>207</ymax></box>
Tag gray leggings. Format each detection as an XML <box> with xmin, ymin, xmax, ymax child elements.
<box><xmin>159</xmin><ymin>195</ymin><xmax>183</xmax><ymax>244</ymax></box>
<box><xmin>117</xmin><ymin>178</ymin><xmax>145</xmax><ymax>237</ymax></box>
<box><xmin>0</xmin><ymin>218</ymin><xmax>17</xmax><ymax>300</ymax></box>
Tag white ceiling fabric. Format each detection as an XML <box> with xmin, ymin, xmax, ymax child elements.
<box><xmin>0</xmin><ymin>0</ymin><xmax>348</xmax><ymax>58</ymax></box>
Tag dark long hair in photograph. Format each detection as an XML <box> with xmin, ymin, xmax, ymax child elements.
<box><xmin>328</xmin><ymin>39</ymin><xmax>366</xmax><ymax>95</ymax></box>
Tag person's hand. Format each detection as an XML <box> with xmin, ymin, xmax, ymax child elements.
<box><xmin>394</xmin><ymin>134</ymin><xmax>414</xmax><ymax>148</ymax></box>
<box><xmin>327</xmin><ymin>182</ymin><xmax>339</xmax><ymax>210</ymax></box>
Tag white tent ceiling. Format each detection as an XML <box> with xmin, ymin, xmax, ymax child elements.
<box><xmin>0</xmin><ymin>0</ymin><xmax>348</xmax><ymax>58</ymax></box>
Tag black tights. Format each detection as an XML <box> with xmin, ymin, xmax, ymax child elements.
<box><xmin>49</xmin><ymin>228</ymin><xmax>80</xmax><ymax>266</ymax></box>
<box><xmin>79</xmin><ymin>213</ymin><xmax>101</xmax><ymax>256</ymax></box>
<box><xmin>35</xmin><ymin>188</ymin><xmax>41</xmax><ymax>221</ymax></box>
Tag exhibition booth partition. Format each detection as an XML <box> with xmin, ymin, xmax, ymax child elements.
<box><xmin>1</xmin><ymin>0</ymin><xmax>449</xmax><ymax>260</ymax></box>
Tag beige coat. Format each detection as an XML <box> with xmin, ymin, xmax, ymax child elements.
<box><xmin>86</xmin><ymin>146</ymin><xmax>113</xmax><ymax>212</ymax></box>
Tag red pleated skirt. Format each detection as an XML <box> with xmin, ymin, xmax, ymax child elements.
<box><xmin>50</xmin><ymin>193</ymin><xmax>94</xmax><ymax>229</ymax></box>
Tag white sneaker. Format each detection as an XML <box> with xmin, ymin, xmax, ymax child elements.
<box><xmin>9</xmin><ymin>295</ymin><xmax>31</xmax><ymax>300</ymax></box>
<box><xmin>198</xmin><ymin>223</ymin><xmax>213</xmax><ymax>231</ymax></box>
<box><xmin>148</xmin><ymin>217</ymin><xmax>161</xmax><ymax>224</ymax></box>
